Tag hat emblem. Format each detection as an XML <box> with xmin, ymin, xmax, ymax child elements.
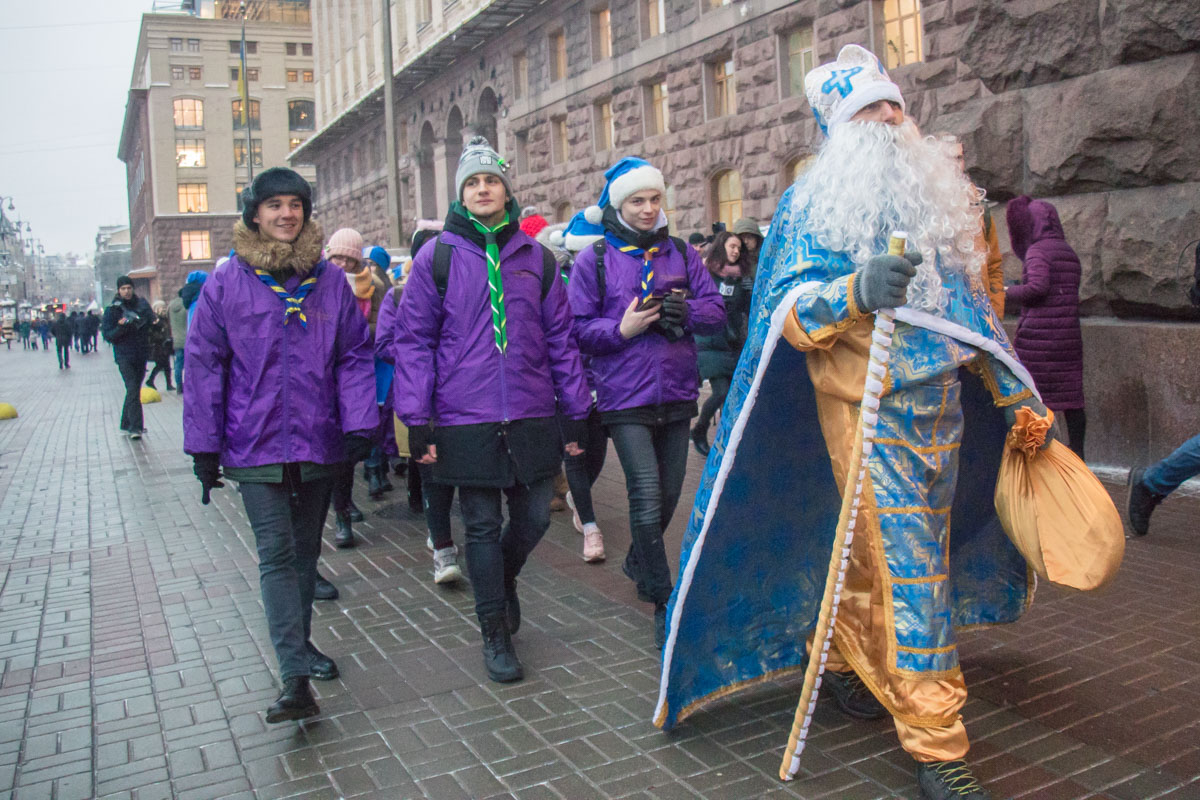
<box><xmin>822</xmin><ymin>66</ymin><xmax>863</xmax><ymax>99</ymax></box>
<box><xmin>479</xmin><ymin>155</ymin><xmax>493</xmax><ymax>165</ymax></box>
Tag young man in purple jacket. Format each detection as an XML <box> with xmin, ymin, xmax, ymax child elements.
<box><xmin>183</xmin><ymin>168</ymin><xmax>379</xmax><ymax>723</ymax></box>
<box><xmin>567</xmin><ymin>158</ymin><xmax>726</xmax><ymax>649</ymax></box>
<box><xmin>391</xmin><ymin>137</ymin><xmax>590</xmax><ymax>683</ymax></box>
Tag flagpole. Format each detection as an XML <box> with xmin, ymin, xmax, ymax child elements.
<box><xmin>241</xmin><ymin>3</ymin><xmax>253</xmax><ymax>185</ymax></box>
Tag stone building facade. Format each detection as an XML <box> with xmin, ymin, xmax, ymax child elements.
<box><xmin>296</xmin><ymin>0</ymin><xmax>1200</xmax><ymax>467</ymax></box>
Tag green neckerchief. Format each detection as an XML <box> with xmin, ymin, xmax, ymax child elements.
<box><xmin>467</xmin><ymin>210</ymin><xmax>510</xmax><ymax>354</ymax></box>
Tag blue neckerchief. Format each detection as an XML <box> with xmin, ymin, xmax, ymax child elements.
<box><xmin>604</xmin><ymin>231</ymin><xmax>662</xmax><ymax>303</ymax></box>
<box><xmin>254</xmin><ymin>269</ymin><xmax>318</xmax><ymax>327</ymax></box>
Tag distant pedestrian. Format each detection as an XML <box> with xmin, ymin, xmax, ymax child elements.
<box><xmin>1005</xmin><ymin>195</ymin><xmax>1086</xmax><ymax>458</ymax></box>
<box><xmin>87</xmin><ymin>310</ymin><xmax>100</xmax><ymax>352</ymax></box>
<box><xmin>37</xmin><ymin>318</ymin><xmax>51</xmax><ymax>350</ymax></box>
<box><xmin>18</xmin><ymin>319</ymin><xmax>30</xmax><ymax>349</ymax></box>
<box><xmin>167</xmin><ymin>289</ymin><xmax>189</xmax><ymax>392</ymax></box>
<box><xmin>391</xmin><ymin>137</ymin><xmax>590</xmax><ymax>683</ymax></box>
<box><xmin>184</xmin><ymin>167</ymin><xmax>378</xmax><ymax>724</ymax></box>
<box><xmin>730</xmin><ymin>217</ymin><xmax>763</xmax><ymax>270</ymax></box>
<box><xmin>72</xmin><ymin>312</ymin><xmax>86</xmax><ymax>352</ymax></box>
<box><xmin>145</xmin><ymin>300</ymin><xmax>174</xmax><ymax>391</ymax></box>
<box><xmin>51</xmin><ymin>312</ymin><xmax>72</xmax><ymax>369</ymax></box>
<box><xmin>101</xmin><ymin>276</ymin><xmax>153</xmax><ymax>438</ymax></box>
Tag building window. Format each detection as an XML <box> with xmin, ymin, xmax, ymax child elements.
<box><xmin>593</xmin><ymin>99</ymin><xmax>614</xmax><ymax>152</ymax></box>
<box><xmin>187</xmin><ymin>38</ymin><xmax>200</xmax><ymax>52</ymax></box>
<box><xmin>236</xmin><ymin>182</ymin><xmax>248</xmax><ymax>211</ymax></box>
<box><xmin>247</xmin><ymin>67</ymin><xmax>259</xmax><ymax>81</ymax></box>
<box><xmin>175</xmin><ymin>138</ymin><xmax>205</xmax><ymax>168</ymax></box>
<box><xmin>286</xmin><ymin>42</ymin><xmax>297</xmax><ymax>55</ymax></box>
<box><xmin>783</xmin><ymin>28</ymin><xmax>815</xmax><ymax>97</ymax></box>
<box><xmin>181</xmin><ymin>230</ymin><xmax>211</xmax><ymax>261</ymax></box>
<box><xmin>302</xmin><ymin>69</ymin><xmax>313</xmax><ymax>83</ymax></box>
<box><xmin>712</xmin><ymin>169</ymin><xmax>742</xmax><ymax>229</ymax></box>
<box><xmin>416</xmin><ymin>0</ymin><xmax>432</xmax><ymax>25</ymax></box>
<box><xmin>555</xmin><ymin>202</ymin><xmax>572</xmax><ymax>223</ymax></box>
<box><xmin>287</xmin><ymin>68</ymin><xmax>298</xmax><ymax>82</ymax></box>
<box><xmin>177</xmin><ymin>183</ymin><xmax>208</xmax><ymax>213</ymax></box>
<box><xmin>591</xmin><ymin>8</ymin><xmax>612</xmax><ymax>63</ymax></box>
<box><xmin>398</xmin><ymin>121</ymin><xmax>409</xmax><ymax>153</ymax></box>
<box><xmin>229</xmin><ymin>40</ymin><xmax>257</xmax><ymax>54</ymax></box>
<box><xmin>231</xmin><ymin>67</ymin><xmax>240</xmax><ymax>81</ymax></box>
<box><xmin>706</xmin><ymin>0</ymin><xmax>731</xmax><ymax>8</ymax></box>
<box><xmin>512</xmin><ymin>51</ymin><xmax>529</xmax><ymax>100</ymax></box>
<box><xmin>289</xmin><ymin>136</ymin><xmax>305</xmax><ymax>151</ymax></box>
<box><xmin>551</xmin><ymin>116</ymin><xmax>568</xmax><ymax>165</ymax></box>
<box><xmin>173</xmin><ymin>98</ymin><xmax>204</xmax><ymax>129</ymax></box>
<box><xmin>784</xmin><ymin>153</ymin><xmax>815</xmax><ymax>184</ymax></box>
<box><xmin>232</xmin><ymin>99</ymin><xmax>261</xmax><ymax>130</ymax></box>
<box><xmin>189</xmin><ymin>66</ymin><xmax>202</xmax><ymax>81</ymax></box>
<box><xmin>548</xmin><ymin>30</ymin><xmax>567</xmax><ymax>83</ymax></box>
<box><xmin>708</xmin><ymin>58</ymin><xmax>736</xmax><ymax>118</ymax></box>
<box><xmin>644</xmin><ymin>81</ymin><xmax>669</xmax><ymax>136</ymax></box>
<box><xmin>233</xmin><ymin>138</ymin><xmax>264</xmax><ymax>168</ymax></box>
<box><xmin>288</xmin><ymin>100</ymin><xmax>315</xmax><ymax>130</ymax></box>
<box><xmin>882</xmin><ymin>0</ymin><xmax>924</xmax><ymax>69</ymax></box>
<box><xmin>664</xmin><ymin>184</ymin><xmax>677</xmax><ymax>232</ymax></box>
<box><xmin>643</xmin><ymin>0</ymin><xmax>666</xmax><ymax>38</ymax></box>
<box><xmin>302</xmin><ymin>43</ymin><xmax>312</xmax><ymax>56</ymax></box>
<box><xmin>515</xmin><ymin>130</ymin><xmax>529</xmax><ymax>173</ymax></box>
<box><xmin>171</xmin><ymin>66</ymin><xmax>184</xmax><ymax>81</ymax></box>
<box><xmin>169</xmin><ymin>37</ymin><xmax>183</xmax><ymax>52</ymax></box>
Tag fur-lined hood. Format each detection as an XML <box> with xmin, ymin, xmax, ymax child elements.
<box><xmin>233</xmin><ymin>219</ymin><xmax>325</xmax><ymax>275</ymax></box>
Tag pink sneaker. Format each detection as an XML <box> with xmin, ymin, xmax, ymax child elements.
<box><xmin>566</xmin><ymin>491</ymin><xmax>584</xmax><ymax>534</ymax></box>
<box><xmin>582</xmin><ymin>529</ymin><xmax>605</xmax><ymax>563</ymax></box>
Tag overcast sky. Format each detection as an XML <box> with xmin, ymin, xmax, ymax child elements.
<box><xmin>0</xmin><ymin>0</ymin><xmax>152</xmax><ymax>259</ymax></box>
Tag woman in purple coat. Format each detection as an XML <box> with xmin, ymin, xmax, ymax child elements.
<box><xmin>391</xmin><ymin>138</ymin><xmax>590</xmax><ymax>683</ymax></box>
<box><xmin>1005</xmin><ymin>195</ymin><xmax>1086</xmax><ymax>457</ymax></box>
<box><xmin>184</xmin><ymin>168</ymin><xmax>379</xmax><ymax>723</ymax></box>
<box><xmin>568</xmin><ymin>158</ymin><xmax>726</xmax><ymax>649</ymax></box>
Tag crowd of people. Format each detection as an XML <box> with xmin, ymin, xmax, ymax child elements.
<box><xmin>12</xmin><ymin>310</ymin><xmax>100</xmax><ymax>366</ymax></box>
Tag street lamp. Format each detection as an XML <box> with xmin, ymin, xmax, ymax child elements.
<box><xmin>0</xmin><ymin>196</ymin><xmax>15</xmax><ymax>212</ymax></box>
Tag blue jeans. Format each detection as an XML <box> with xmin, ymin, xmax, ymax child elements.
<box><xmin>173</xmin><ymin>348</ymin><xmax>184</xmax><ymax>389</ymax></box>
<box><xmin>239</xmin><ymin>469</ymin><xmax>333</xmax><ymax>680</ymax></box>
<box><xmin>1144</xmin><ymin>433</ymin><xmax>1200</xmax><ymax>496</ymax></box>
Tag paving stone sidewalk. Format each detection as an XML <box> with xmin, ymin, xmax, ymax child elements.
<box><xmin>0</xmin><ymin>346</ymin><xmax>1197</xmax><ymax>800</ymax></box>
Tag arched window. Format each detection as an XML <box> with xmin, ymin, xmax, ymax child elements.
<box><xmin>173</xmin><ymin>98</ymin><xmax>204</xmax><ymax>130</ymax></box>
<box><xmin>664</xmin><ymin>184</ymin><xmax>677</xmax><ymax>233</ymax></box>
<box><xmin>783</xmin><ymin>153</ymin><xmax>815</xmax><ymax>187</ymax></box>
<box><xmin>711</xmin><ymin>170</ymin><xmax>742</xmax><ymax>229</ymax></box>
<box><xmin>554</xmin><ymin>202</ymin><xmax>572</xmax><ymax>223</ymax></box>
<box><xmin>232</xmin><ymin>99</ymin><xmax>261</xmax><ymax>130</ymax></box>
<box><xmin>288</xmin><ymin>99</ymin><xmax>315</xmax><ymax>130</ymax></box>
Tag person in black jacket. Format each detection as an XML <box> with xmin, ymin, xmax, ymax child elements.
<box><xmin>101</xmin><ymin>276</ymin><xmax>154</xmax><ymax>439</ymax></box>
<box><xmin>50</xmin><ymin>312</ymin><xmax>73</xmax><ymax>369</ymax></box>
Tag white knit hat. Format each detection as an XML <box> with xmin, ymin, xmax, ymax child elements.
<box><xmin>805</xmin><ymin>44</ymin><xmax>905</xmax><ymax>136</ymax></box>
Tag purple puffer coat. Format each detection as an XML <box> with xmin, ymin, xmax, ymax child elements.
<box><xmin>183</xmin><ymin>256</ymin><xmax>379</xmax><ymax>465</ymax></box>
<box><xmin>567</xmin><ymin>237</ymin><xmax>726</xmax><ymax>413</ymax></box>
<box><xmin>390</xmin><ymin>230</ymin><xmax>590</xmax><ymax>426</ymax></box>
<box><xmin>1005</xmin><ymin>196</ymin><xmax>1084</xmax><ymax>410</ymax></box>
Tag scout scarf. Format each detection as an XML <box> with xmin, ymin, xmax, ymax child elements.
<box><xmin>468</xmin><ymin>211</ymin><xmax>510</xmax><ymax>354</ymax></box>
<box><xmin>255</xmin><ymin>269</ymin><xmax>318</xmax><ymax>327</ymax></box>
<box><xmin>348</xmin><ymin>268</ymin><xmax>376</xmax><ymax>299</ymax></box>
<box><xmin>605</xmin><ymin>232</ymin><xmax>661</xmax><ymax>304</ymax></box>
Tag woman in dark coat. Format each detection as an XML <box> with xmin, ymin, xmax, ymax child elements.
<box><xmin>1005</xmin><ymin>195</ymin><xmax>1086</xmax><ymax>457</ymax></box>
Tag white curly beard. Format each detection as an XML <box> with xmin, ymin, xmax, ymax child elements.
<box><xmin>790</xmin><ymin>120</ymin><xmax>985</xmax><ymax>314</ymax></box>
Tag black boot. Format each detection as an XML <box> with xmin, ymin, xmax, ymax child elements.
<box><xmin>367</xmin><ymin>465</ymin><xmax>385</xmax><ymax>500</ymax></box>
<box><xmin>1126</xmin><ymin>467</ymin><xmax>1164</xmax><ymax>536</ymax></box>
<box><xmin>407</xmin><ymin>465</ymin><xmax>424</xmax><ymax>513</ymax></box>
<box><xmin>916</xmin><ymin>760</ymin><xmax>991</xmax><ymax>799</ymax></box>
<box><xmin>306</xmin><ymin>642</ymin><xmax>339</xmax><ymax>681</ymax></box>
<box><xmin>504</xmin><ymin>584</ymin><xmax>521</xmax><ymax>635</ymax></box>
<box><xmin>313</xmin><ymin>572</ymin><xmax>339</xmax><ymax>601</ymax></box>
<box><xmin>690</xmin><ymin>424</ymin><xmax>710</xmax><ymax>457</ymax></box>
<box><xmin>823</xmin><ymin>669</ymin><xmax>887</xmax><ymax>720</ymax></box>
<box><xmin>480</xmin><ymin>614</ymin><xmax>524</xmax><ymax>683</ymax></box>
<box><xmin>654</xmin><ymin>603</ymin><xmax>668</xmax><ymax>650</ymax></box>
<box><xmin>346</xmin><ymin>501</ymin><xmax>365</xmax><ymax>523</ymax></box>
<box><xmin>265</xmin><ymin>676</ymin><xmax>319</xmax><ymax>723</ymax></box>
<box><xmin>378</xmin><ymin>464</ymin><xmax>394</xmax><ymax>492</ymax></box>
<box><xmin>334</xmin><ymin>510</ymin><xmax>355</xmax><ymax>548</ymax></box>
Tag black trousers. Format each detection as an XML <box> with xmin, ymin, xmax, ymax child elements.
<box><xmin>116</xmin><ymin>356</ymin><xmax>146</xmax><ymax>432</ymax></box>
<box><xmin>56</xmin><ymin>343</ymin><xmax>70</xmax><ymax>368</ymax></box>
<box><xmin>1060</xmin><ymin>407</ymin><xmax>1086</xmax><ymax>461</ymax></box>
<box><xmin>696</xmin><ymin>375</ymin><xmax>732</xmax><ymax>432</ymax></box>
<box><xmin>562</xmin><ymin>407</ymin><xmax>608</xmax><ymax>525</ymax></box>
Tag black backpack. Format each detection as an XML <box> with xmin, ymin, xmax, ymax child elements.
<box><xmin>591</xmin><ymin>235</ymin><xmax>689</xmax><ymax>298</ymax></box>
<box><xmin>432</xmin><ymin>235</ymin><xmax>557</xmax><ymax>301</ymax></box>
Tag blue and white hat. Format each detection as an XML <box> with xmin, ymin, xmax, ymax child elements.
<box><xmin>804</xmin><ymin>44</ymin><xmax>905</xmax><ymax>136</ymax></box>
<box><xmin>551</xmin><ymin>210</ymin><xmax>606</xmax><ymax>252</ymax></box>
<box><xmin>584</xmin><ymin>157</ymin><xmax>666</xmax><ymax>225</ymax></box>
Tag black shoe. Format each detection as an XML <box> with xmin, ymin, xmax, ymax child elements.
<box><xmin>334</xmin><ymin>510</ymin><xmax>355</xmax><ymax>549</ymax></box>
<box><xmin>1126</xmin><ymin>467</ymin><xmax>1164</xmax><ymax>537</ymax></box>
<box><xmin>622</xmin><ymin>551</ymin><xmax>638</xmax><ymax>583</ymax></box>
<box><xmin>916</xmin><ymin>760</ymin><xmax>991</xmax><ymax>799</ymax></box>
<box><xmin>265</xmin><ymin>676</ymin><xmax>319</xmax><ymax>723</ymax></box>
<box><xmin>654</xmin><ymin>603</ymin><xmax>667</xmax><ymax>650</ymax></box>
<box><xmin>144</xmin><ymin>380</ymin><xmax>155</xmax><ymax>389</ymax></box>
<box><xmin>504</xmin><ymin>585</ymin><xmax>521</xmax><ymax>635</ymax></box>
<box><xmin>824</xmin><ymin>669</ymin><xmax>887</xmax><ymax>720</ymax></box>
<box><xmin>313</xmin><ymin>573</ymin><xmax>339</xmax><ymax>601</ymax></box>
<box><xmin>691</xmin><ymin>425</ymin><xmax>711</xmax><ymax>457</ymax></box>
<box><xmin>367</xmin><ymin>466</ymin><xmax>385</xmax><ymax>500</ymax></box>
<box><xmin>346</xmin><ymin>501</ymin><xmax>365</xmax><ymax>523</ymax></box>
<box><xmin>306</xmin><ymin>642</ymin><xmax>339</xmax><ymax>681</ymax></box>
<box><xmin>480</xmin><ymin>614</ymin><xmax>524</xmax><ymax>683</ymax></box>
<box><xmin>378</xmin><ymin>465</ymin><xmax>394</xmax><ymax>492</ymax></box>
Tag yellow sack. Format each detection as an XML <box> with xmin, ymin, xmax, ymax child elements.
<box><xmin>994</xmin><ymin>407</ymin><xmax>1124</xmax><ymax>590</ymax></box>
<box><xmin>393</xmin><ymin>413</ymin><xmax>410</xmax><ymax>459</ymax></box>
<box><xmin>140</xmin><ymin>386</ymin><xmax>162</xmax><ymax>404</ymax></box>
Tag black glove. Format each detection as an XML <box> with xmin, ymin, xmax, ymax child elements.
<box><xmin>560</xmin><ymin>417</ymin><xmax>587</xmax><ymax>454</ymax></box>
<box><xmin>660</xmin><ymin>292</ymin><xmax>689</xmax><ymax>327</ymax></box>
<box><xmin>852</xmin><ymin>252</ymin><xmax>923</xmax><ymax>312</ymax></box>
<box><xmin>408</xmin><ymin>423</ymin><xmax>434</xmax><ymax>462</ymax></box>
<box><xmin>342</xmin><ymin>433</ymin><xmax>374</xmax><ymax>464</ymax></box>
<box><xmin>192</xmin><ymin>452</ymin><xmax>223</xmax><ymax>505</ymax></box>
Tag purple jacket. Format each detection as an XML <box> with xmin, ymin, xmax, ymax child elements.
<box><xmin>183</xmin><ymin>255</ymin><xmax>379</xmax><ymax>466</ymax></box>
<box><xmin>1005</xmin><ymin>196</ymin><xmax>1084</xmax><ymax>410</ymax></box>
<box><xmin>568</xmin><ymin>237</ymin><xmax>726</xmax><ymax>413</ymax></box>
<box><xmin>390</xmin><ymin>230</ymin><xmax>590</xmax><ymax>426</ymax></box>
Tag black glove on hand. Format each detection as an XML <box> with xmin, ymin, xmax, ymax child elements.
<box><xmin>408</xmin><ymin>423</ymin><xmax>434</xmax><ymax>462</ymax></box>
<box><xmin>852</xmin><ymin>252</ymin><xmax>923</xmax><ymax>313</ymax></box>
<box><xmin>343</xmin><ymin>433</ymin><xmax>374</xmax><ymax>464</ymax></box>
<box><xmin>659</xmin><ymin>293</ymin><xmax>689</xmax><ymax>327</ymax></box>
<box><xmin>560</xmin><ymin>417</ymin><xmax>587</xmax><ymax>454</ymax></box>
<box><xmin>192</xmin><ymin>452</ymin><xmax>223</xmax><ymax>505</ymax></box>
